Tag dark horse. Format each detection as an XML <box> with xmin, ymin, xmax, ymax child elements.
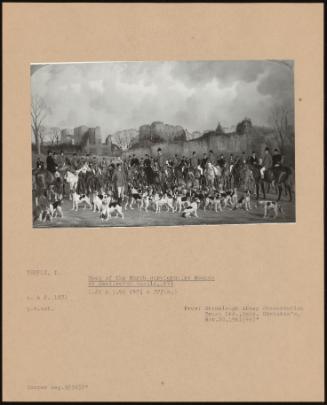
<box><xmin>144</xmin><ymin>165</ymin><xmax>161</xmax><ymax>189</ymax></box>
<box><xmin>33</xmin><ymin>168</ymin><xmax>64</xmax><ymax>204</ymax></box>
<box><xmin>247</xmin><ymin>164</ymin><xmax>293</xmax><ymax>201</ymax></box>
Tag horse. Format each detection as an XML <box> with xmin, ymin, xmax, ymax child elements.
<box><xmin>33</xmin><ymin>168</ymin><xmax>57</xmax><ymax>205</ymax></box>
<box><xmin>229</xmin><ymin>160</ymin><xmax>243</xmax><ymax>189</ymax></box>
<box><xmin>204</xmin><ymin>163</ymin><xmax>216</xmax><ymax>188</ymax></box>
<box><xmin>53</xmin><ymin>173</ymin><xmax>64</xmax><ymax>200</ymax></box>
<box><xmin>247</xmin><ymin>164</ymin><xmax>293</xmax><ymax>201</ymax></box>
<box><xmin>162</xmin><ymin>165</ymin><xmax>175</xmax><ymax>190</ymax></box>
<box><xmin>184</xmin><ymin>168</ymin><xmax>195</xmax><ymax>190</ymax></box>
<box><xmin>128</xmin><ymin>166</ymin><xmax>142</xmax><ymax>187</ymax></box>
<box><xmin>144</xmin><ymin>164</ymin><xmax>161</xmax><ymax>190</ymax></box>
<box><xmin>64</xmin><ymin>170</ymin><xmax>79</xmax><ymax>200</ymax></box>
<box><xmin>86</xmin><ymin>171</ymin><xmax>102</xmax><ymax>194</ymax></box>
<box><xmin>211</xmin><ymin>164</ymin><xmax>229</xmax><ymax>189</ymax></box>
<box><xmin>174</xmin><ymin>162</ymin><xmax>188</xmax><ymax>187</ymax></box>
<box><xmin>76</xmin><ymin>170</ymin><xmax>89</xmax><ymax>195</ymax></box>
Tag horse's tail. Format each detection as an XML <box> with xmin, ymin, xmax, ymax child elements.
<box><xmin>285</xmin><ymin>166</ymin><xmax>295</xmax><ymax>191</ymax></box>
<box><xmin>277</xmin><ymin>166</ymin><xmax>293</xmax><ymax>185</ymax></box>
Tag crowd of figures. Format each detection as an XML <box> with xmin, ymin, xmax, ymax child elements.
<box><xmin>32</xmin><ymin>147</ymin><xmax>294</xmax><ymax>223</ymax></box>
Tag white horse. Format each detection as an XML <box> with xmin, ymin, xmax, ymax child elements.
<box><xmin>64</xmin><ymin>171</ymin><xmax>79</xmax><ymax>200</ymax></box>
<box><xmin>204</xmin><ymin>163</ymin><xmax>216</xmax><ymax>188</ymax></box>
<box><xmin>204</xmin><ymin>163</ymin><xmax>225</xmax><ymax>189</ymax></box>
<box><xmin>75</xmin><ymin>163</ymin><xmax>91</xmax><ymax>175</ymax></box>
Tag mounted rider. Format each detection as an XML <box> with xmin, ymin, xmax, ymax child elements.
<box><xmin>271</xmin><ymin>148</ymin><xmax>284</xmax><ymax>182</ymax></box>
<box><xmin>100</xmin><ymin>157</ymin><xmax>108</xmax><ymax>171</ymax></box>
<box><xmin>156</xmin><ymin>148</ymin><xmax>164</xmax><ymax>180</ymax></box>
<box><xmin>190</xmin><ymin>151</ymin><xmax>198</xmax><ymax>170</ymax></box>
<box><xmin>217</xmin><ymin>154</ymin><xmax>226</xmax><ymax>168</ymax></box>
<box><xmin>35</xmin><ymin>156</ymin><xmax>44</xmax><ymax>170</ymax></box>
<box><xmin>248</xmin><ymin>151</ymin><xmax>259</xmax><ymax>166</ymax></box>
<box><xmin>144</xmin><ymin>154</ymin><xmax>151</xmax><ymax>167</ymax></box>
<box><xmin>241</xmin><ymin>152</ymin><xmax>247</xmax><ymax>166</ymax></box>
<box><xmin>201</xmin><ymin>153</ymin><xmax>208</xmax><ymax>170</ymax></box>
<box><xmin>131</xmin><ymin>154</ymin><xmax>139</xmax><ymax>167</ymax></box>
<box><xmin>46</xmin><ymin>151</ymin><xmax>57</xmax><ymax>173</ymax></box>
<box><xmin>71</xmin><ymin>153</ymin><xmax>80</xmax><ymax>171</ymax></box>
<box><xmin>260</xmin><ymin>147</ymin><xmax>273</xmax><ymax>179</ymax></box>
<box><xmin>228</xmin><ymin>154</ymin><xmax>235</xmax><ymax>173</ymax></box>
<box><xmin>156</xmin><ymin>148</ymin><xmax>165</xmax><ymax>170</ymax></box>
<box><xmin>173</xmin><ymin>154</ymin><xmax>181</xmax><ymax>168</ymax></box>
<box><xmin>208</xmin><ymin>150</ymin><xmax>215</xmax><ymax>164</ymax></box>
<box><xmin>56</xmin><ymin>150</ymin><xmax>66</xmax><ymax>169</ymax></box>
<box><xmin>272</xmin><ymin>148</ymin><xmax>282</xmax><ymax>167</ymax></box>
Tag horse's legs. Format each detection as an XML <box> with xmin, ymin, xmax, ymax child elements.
<box><xmin>277</xmin><ymin>185</ymin><xmax>282</xmax><ymax>201</ymax></box>
<box><xmin>261</xmin><ymin>182</ymin><xmax>266</xmax><ymax>199</ymax></box>
<box><xmin>284</xmin><ymin>184</ymin><xmax>288</xmax><ymax>197</ymax></box>
<box><xmin>256</xmin><ymin>183</ymin><xmax>260</xmax><ymax>200</ymax></box>
<box><xmin>287</xmin><ymin>184</ymin><xmax>292</xmax><ymax>202</ymax></box>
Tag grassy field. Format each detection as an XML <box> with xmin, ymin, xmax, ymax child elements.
<box><xmin>33</xmin><ymin>193</ymin><xmax>295</xmax><ymax>228</ymax></box>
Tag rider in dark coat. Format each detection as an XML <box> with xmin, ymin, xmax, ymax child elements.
<box><xmin>201</xmin><ymin>153</ymin><xmax>208</xmax><ymax>170</ymax></box>
<box><xmin>248</xmin><ymin>151</ymin><xmax>259</xmax><ymax>166</ymax></box>
<box><xmin>46</xmin><ymin>151</ymin><xmax>57</xmax><ymax>173</ymax></box>
<box><xmin>271</xmin><ymin>148</ymin><xmax>284</xmax><ymax>182</ymax></box>
<box><xmin>144</xmin><ymin>154</ymin><xmax>151</xmax><ymax>167</ymax></box>
<box><xmin>56</xmin><ymin>151</ymin><xmax>65</xmax><ymax>169</ymax></box>
<box><xmin>131</xmin><ymin>154</ymin><xmax>139</xmax><ymax>167</ymax></box>
<box><xmin>190</xmin><ymin>152</ymin><xmax>198</xmax><ymax>170</ymax></box>
<box><xmin>156</xmin><ymin>148</ymin><xmax>164</xmax><ymax>170</ymax></box>
<box><xmin>35</xmin><ymin>156</ymin><xmax>44</xmax><ymax>170</ymax></box>
<box><xmin>71</xmin><ymin>153</ymin><xmax>79</xmax><ymax>170</ymax></box>
<box><xmin>241</xmin><ymin>152</ymin><xmax>247</xmax><ymax>165</ymax></box>
<box><xmin>272</xmin><ymin>149</ymin><xmax>282</xmax><ymax>167</ymax></box>
<box><xmin>207</xmin><ymin>150</ymin><xmax>215</xmax><ymax>164</ymax></box>
<box><xmin>217</xmin><ymin>154</ymin><xmax>226</xmax><ymax>168</ymax></box>
<box><xmin>173</xmin><ymin>154</ymin><xmax>180</xmax><ymax>167</ymax></box>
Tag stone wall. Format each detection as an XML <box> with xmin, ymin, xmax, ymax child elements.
<box><xmin>123</xmin><ymin>129</ymin><xmax>294</xmax><ymax>165</ymax></box>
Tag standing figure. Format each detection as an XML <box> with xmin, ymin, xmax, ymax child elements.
<box><xmin>112</xmin><ymin>163</ymin><xmax>126</xmax><ymax>203</ymax></box>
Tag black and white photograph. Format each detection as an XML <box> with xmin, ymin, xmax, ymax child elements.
<box><xmin>31</xmin><ymin>60</ymin><xmax>295</xmax><ymax>228</ymax></box>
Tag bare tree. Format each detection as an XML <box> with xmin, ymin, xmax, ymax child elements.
<box><xmin>115</xmin><ymin>133</ymin><xmax>124</xmax><ymax>149</ymax></box>
<box><xmin>50</xmin><ymin>128</ymin><xmax>61</xmax><ymax>145</ymax></box>
<box><xmin>31</xmin><ymin>95</ymin><xmax>47</xmax><ymax>154</ymax></box>
<box><xmin>39</xmin><ymin>126</ymin><xmax>46</xmax><ymax>148</ymax></box>
<box><xmin>269</xmin><ymin>105</ymin><xmax>291</xmax><ymax>153</ymax></box>
<box><xmin>113</xmin><ymin>132</ymin><xmax>130</xmax><ymax>150</ymax></box>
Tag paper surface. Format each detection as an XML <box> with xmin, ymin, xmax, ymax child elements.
<box><xmin>3</xmin><ymin>3</ymin><xmax>324</xmax><ymax>401</ymax></box>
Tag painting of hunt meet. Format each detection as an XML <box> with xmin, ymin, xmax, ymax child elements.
<box><xmin>31</xmin><ymin>60</ymin><xmax>295</xmax><ymax>228</ymax></box>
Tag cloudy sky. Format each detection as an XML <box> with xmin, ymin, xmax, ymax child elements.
<box><xmin>31</xmin><ymin>60</ymin><xmax>294</xmax><ymax>138</ymax></box>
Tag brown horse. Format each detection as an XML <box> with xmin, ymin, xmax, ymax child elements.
<box><xmin>247</xmin><ymin>164</ymin><xmax>293</xmax><ymax>201</ymax></box>
<box><xmin>33</xmin><ymin>168</ymin><xmax>55</xmax><ymax>204</ymax></box>
<box><xmin>144</xmin><ymin>165</ymin><xmax>161</xmax><ymax>189</ymax></box>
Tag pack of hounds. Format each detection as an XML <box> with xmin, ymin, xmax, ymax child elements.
<box><xmin>33</xmin><ymin>182</ymin><xmax>285</xmax><ymax>224</ymax></box>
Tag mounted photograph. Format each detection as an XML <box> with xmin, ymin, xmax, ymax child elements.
<box><xmin>31</xmin><ymin>60</ymin><xmax>295</xmax><ymax>228</ymax></box>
